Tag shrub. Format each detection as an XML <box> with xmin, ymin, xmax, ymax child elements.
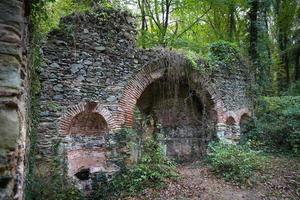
<box><xmin>243</xmin><ymin>96</ymin><xmax>300</xmax><ymax>154</ymax></box>
<box><xmin>284</xmin><ymin>80</ymin><xmax>300</xmax><ymax>96</ymax></box>
<box><xmin>207</xmin><ymin>40</ymin><xmax>241</xmax><ymax>68</ymax></box>
<box><xmin>92</xmin><ymin>136</ymin><xmax>178</xmax><ymax>199</ymax></box>
<box><xmin>25</xmin><ymin>162</ymin><xmax>85</xmax><ymax>200</ymax></box>
<box><xmin>207</xmin><ymin>142</ymin><xmax>267</xmax><ymax>183</ymax></box>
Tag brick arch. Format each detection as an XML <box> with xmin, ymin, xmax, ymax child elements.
<box><xmin>225</xmin><ymin>116</ymin><xmax>237</xmax><ymax>125</ymax></box>
<box><xmin>224</xmin><ymin>111</ymin><xmax>239</xmax><ymax>124</ymax></box>
<box><xmin>59</xmin><ymin>102</ymin><xmax>117</xmax><ymax>135</ymax></box>
<box><xmin>239</xmin><ymin>109</ymin><xmax>251</xmax><ymax>136</ymax></box>
<box><xmin>223</xmin><ymin>108</ymin><xmax>251</xmax><ymax>125</ymax></box>
<box><xmin>119</xmin><ymin>53</ymin><xmax>225</xmax><ymax>126</ymax></box>
<box><xmin>236</xmin><ymin>108</ymin><xmax>251</xmax><ymax>124</ymax></box>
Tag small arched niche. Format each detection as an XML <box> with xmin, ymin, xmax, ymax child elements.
<box><xmin>69</xmin><ymin>112</ymin><xmax>108</xmax><ymax>135</ymax></box>
<box><xmin>224</xmin><ymin>116</ymin><xmax>238</xmax><ymax>139</ymax></box>
<box><xmin>240</xmin><ymin>113</ymin><xmax>251</xmax><ymax>136</ymax></box>
<box><xmin>68</xmin><ymin>102</ymin><xmax>108</xmax><ymax>135</ymax></box>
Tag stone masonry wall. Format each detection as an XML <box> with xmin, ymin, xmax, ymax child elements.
<box><xmin>0</xmin><ymin>1</ymin><xmax>29</xmax><ymax>199</ymax></box>
<box><xmin>37</xmin><ymin>7</ymin><xmax>252</xmax><ymax>186</ymax></box>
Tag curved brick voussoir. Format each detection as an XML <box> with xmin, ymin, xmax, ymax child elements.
<box><xmin>58</xmin><ymin>102</ymin><xmax>119</xmax><ymax>135</ymax></box>
<box><xmin>119</xmin><ymin>54</ymin><xmax>225</xmax><ymax>126</ymax></box>
<box><xmin>236</xmin><ymin>108</ymin><xmax>251</xmax><ymax>124</ymax></box>
<box><xmin>223</xmin><ymin>108</ymin><xmax>251</xmax><ymax>125</ymax></box>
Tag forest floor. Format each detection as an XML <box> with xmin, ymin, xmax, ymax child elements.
<box><xmin>127</xmin><ymin>155</ymin><xmax>300</xmax><ymax>200</ymax></box>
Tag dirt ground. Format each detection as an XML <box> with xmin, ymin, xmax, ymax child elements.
<box><xmin>127</xmin><ymin>156</ymin><xmax>300</xmax><ymax>200</ymax></box>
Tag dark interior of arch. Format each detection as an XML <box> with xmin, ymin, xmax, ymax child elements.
<box><xmin>240</xmin><ymin>114</ymin><xmax>251</xmax><ymax>136</ymax></box>
<box><xmin>134</xmin><ymin>76</ymin><xmax>217</xmax><ymax>162</ymax></box>
<box><xmin>224</xmin><ymin>117</ymin><xmax>239</xmax><ymax>141</ymax></box>
<box><xmin>69</xmin><ymin>112</ymin><xmax>108</xmax><ymax>135</ymax></box>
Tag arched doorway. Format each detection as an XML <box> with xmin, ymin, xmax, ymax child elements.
<box><xmin>118</xmin><ymin>54</ymin><xmax>224</xmax><ymax>161</ymax></box>
<box><xmin>134</xmin><ymin>77</ymin><xmax>217</xmax><ymax>161</ymax></box>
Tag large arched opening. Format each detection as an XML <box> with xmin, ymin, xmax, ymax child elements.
<box><xmin>134</xmin><ymin>76</ymin><xmax>217</xmax><ymax>161</ymax></box>
<box><xmin>119</xmin><ymin>54</ymin><xmax>222</xmax><ymax>162</ymax></box>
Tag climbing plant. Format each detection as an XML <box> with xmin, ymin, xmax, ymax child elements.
<box><xmin>207</xmin><ymin>40</ymin><xmax>241</xmax><ymax>71</ymax></box>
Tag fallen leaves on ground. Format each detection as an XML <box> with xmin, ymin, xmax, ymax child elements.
<box><xmin>125</xmin><ymin>156</ymin><xmax>300</xmax><ymax>200</ymax></box>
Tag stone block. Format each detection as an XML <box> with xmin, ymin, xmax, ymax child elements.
<box><xmin>0</xmin><ymin>104</ymin><xmax>19</xmax><ymax>151</ymax></box>
<box><xmin>0</xmin><ymin>55</ymin><xmax>20</xmax><ymax>69</ymax></box>
<box><xmin>0</xmin><ymin>54</ymin><xmax>21</xmax><ymax>94</ymax></box>
<box><xmin>0</xmin><ymin>24</ymin><xmax>21</xmax><ymax>44</ymax></box>
<box><xmin>0</xmin><ymin>0</ymin><xmax>23</xmax><ymax>29</ymax></box>
<box><xmin>0</xmin><ymin>43</ymin><xmax>20</xmax><ymax>57</ymax></box>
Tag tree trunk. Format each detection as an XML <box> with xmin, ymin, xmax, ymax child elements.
<box><xmin>295</xmin><ymin>48</ymin><xmax>300</xmax><ymax>80</ymax></box>
<box><xmin>283</xmin><ymin>34</ymin><xmax>290</xmax><ymax>84</ymax></box>
<box><xmin>248</xmin><ymin>0</ymin><xmax>260</xmax><ymax>82</ymax></box>
<box><xmin>138</xmin><ymin>0</ymin><xmax>147</xmax><ymax>48</ymax></box>
<box><xmin>228</xmin><ymin>3</ymin><xmax>236</xmax><ymax>41</ymax></box>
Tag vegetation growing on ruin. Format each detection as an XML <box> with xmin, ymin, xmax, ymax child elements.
<box><xmin>92</xmin><ymin>129</ymin><xmax>178</xmax><ymax>200</ymax></box>
<box><xmin>25</xmin><ymin>160</ymin><xmax>85</xmax><ymax>200</ymax></box>
<box><xmin>23</xmin><ymin>0</ymin><xmax>300</xmax><ymax>199</ymax></box>
<box><xmin>207</xmin><ymin>41</ymin><xmax>242</xmax><ymax>72</ymax></box>
<box><xmin>26</xmin><ymin>1</ymin><xmax>95</xmax><ymax>199</ymax></box>
<box><xmin>30</xmin><ymin>0</ymin><xmax>92</xmax><ymax>39</ymax></box>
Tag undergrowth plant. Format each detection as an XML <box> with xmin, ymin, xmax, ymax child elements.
<box><xmin>92</xmin><ymin>132</ymin><xmax>178</xmax><ymax>199</ymax></box>
<box><xmin>26</xmin><ymin>137</ymin><xmax>84</xmax><ymax>200</ymax></box>
<box><xmin>25</xmin><ymin>161</ymin><xmax>85</xmax><ymax>200</ymax></box>
<box><xmin>207</xmin><ymin>142</ymin><xmax>267</xmax><ymax>184</ymax></box>
<box><xmin>242</xmin><ymin>96</ymin><xmax>300</xmax><ymax>155</ymax></box>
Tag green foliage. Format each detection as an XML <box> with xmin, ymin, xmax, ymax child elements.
<box><xmin>92</xmin><ymin>131</ymin><xmax>178</xmax><ymax>199</ymax></box>
<box><xmin>25</xmin><ymin>44</ymin><xmax>42</xmax><ymax>200</ymax></box>
<box><xmin>31</xmin><ymin>0</ymin><xmax>92</xmax><ymax>41</ymax></box>
<box><xmin>207</xmin><ymin>142</ymin><xmax>267</xmax><ymax>183</ymax></box>
<box><xmin>175</xmin><ymin>41</ymin><xmax>241</xmax><ymax>75</ymax></box>
<box><xmin>284</xmin><ymin>80</ymin><xmax>300</xmax><ymax>96</ymax></box>
<box><xmin>48</xmin><ymin>101</ymin><xmax>60</xmax><ymax>111</ymax></box>
<box><xmin>26</xmin><ymin>161</ymin><xmax>85</xmax><ymax>200</ymax></box>
<box><xmin>133</xmin><ymin>0</ymin><xmax>300</xmax><ymax>94</ymax></box>
<box><xmin>207</xmin><ymin>40</ymin><xmax>241</xmax><ymax>68</ymax></box>
<box><xmin>174</xmin><ymin>49</ymin><xmax>199</xmax><ymax>70</ymax></box>
<box><xmin>243</xmin><ymin>96</ymin><xmax>300</xmax><ymax>154</ymax></box>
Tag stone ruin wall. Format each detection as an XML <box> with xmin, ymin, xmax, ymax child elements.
<box><xmin>0</xmin><ymin>1</ymin><xmax>253</xmax><ymax>198</ymax></box>
<box><xmin>0</xmin><ymin>1</ymin><xmax>29</xmax><ymax>199</ymax></box>
<box><xmin>37</xmin><ymin>8</ymin><xmax>253</xmax><ymax>188</ymax></box>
